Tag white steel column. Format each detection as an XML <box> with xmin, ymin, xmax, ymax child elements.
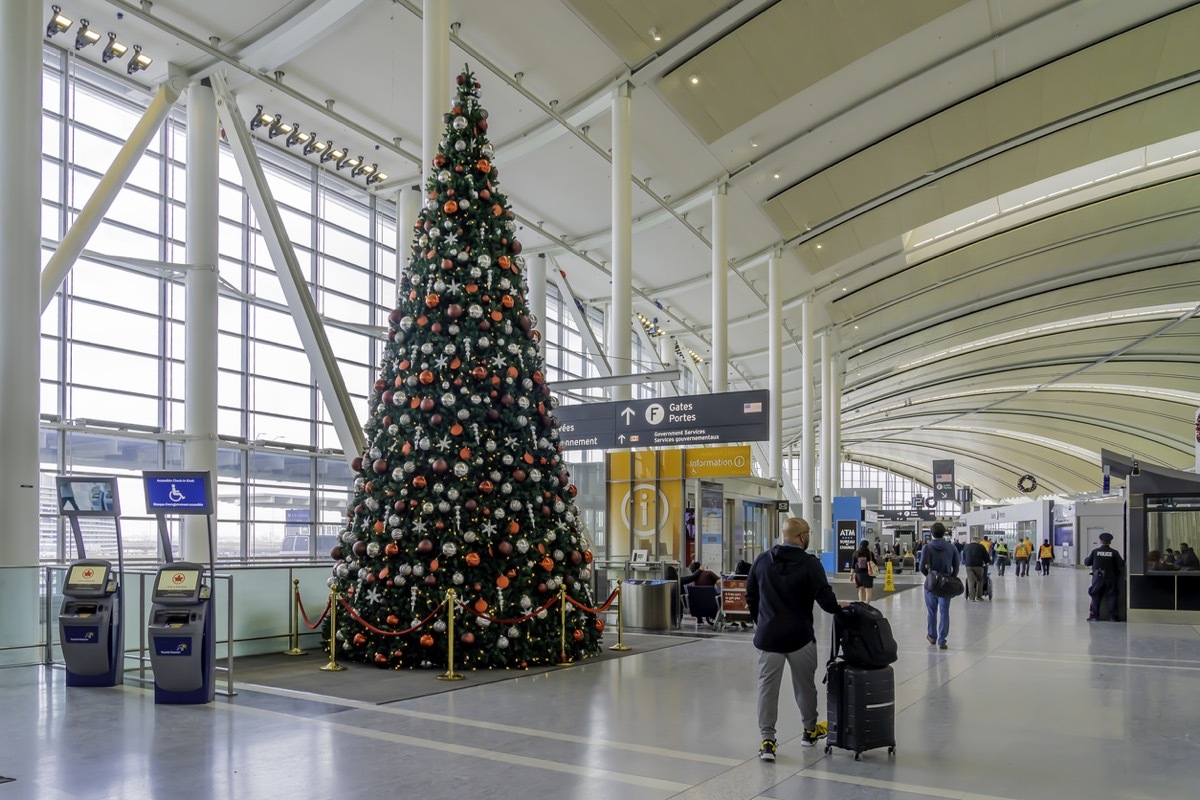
<box><xmin>183</xmin><ymin>80</ymin><xmax>220</xmax><ymax>564</ymax></box>
<box><xmin>801</xmin><ymin>296</ymin><xmax>815</xmax><ymax>527</ymax></box>
<box><xmin>768</xmin><ymin>250</ymin><xmax>783</xmax><ymax>483</ymax></box>
<box><xmin>528</xmin><ymin>254</ymin><xmax>548</xmax><ymax>363</ymax></box>
<box><xmin>711</xmin><ymin>183</ymin><xmax>729</xmax><ymax>393</ymax></box>
<box><xmin>820</xmin><ymin>331</ymin><xmax>833</xmax><ymax>553</ymax></box>
<box><xmin>395</xmin><ymin>184</ymin><xmax>422</xmax><ymax>288</ymax></box>
<box><xmin>0</xmin><ymin>0</ymin><xmax>42</xmax><ymax>658</ymax></box>
<box><xmin>41</xmin><ymin>78</ymin><xmax>186</xmax><ymax>311</ymax></box>
<box><xmin>212</xmin><ymin>75</ymin><xmax>365</xmax><ymax>462</ymax></box>
<box><xmin>610</xmin><ymin>81</ymin><xmax>633</xmax><ymax>402</ymax></box>
<box><xmin>832</xmin><ymin>351</ymin><xmax>844</xmax><ymax>506</ymax></box>
<box><xmin>422</xmin><ymin>0</ymin><xmax>450</xmax><ymax>177</ymax></box>
<box><xmin>658</xmin><ymin>335</ymin><xmax>677</xmax><ymax>397</ymax></box>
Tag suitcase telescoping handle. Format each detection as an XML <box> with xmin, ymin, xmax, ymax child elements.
<box><xmin>823</xmin><ymin>609</ymin><xmax>844</xmax><ymax>684</ymax></box>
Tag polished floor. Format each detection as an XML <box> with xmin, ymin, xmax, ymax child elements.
<box><xmin>2</xmin><ymin>568</ymin><xmax>1198</xmax><ymax>800</ymax></box>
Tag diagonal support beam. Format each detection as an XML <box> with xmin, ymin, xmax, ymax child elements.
<box><xmin>212</xmin><ymin>74</ymin><xmax>365</xmax><ymax>463</ymax></box>
<box><xmin>41</xmin><ymin>75</ymin><xmax>186</xmax><ymax>312</ymax></box>
<box><xmin>548</xmin><ymin>258</ymin><xmax>611</xmax><ymax>378</ymax></box>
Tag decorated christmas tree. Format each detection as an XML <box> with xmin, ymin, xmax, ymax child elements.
<box><xmin>327</xmin><ymin>68</ymin><xmax>603</xmax><ymax>669</ymax></box>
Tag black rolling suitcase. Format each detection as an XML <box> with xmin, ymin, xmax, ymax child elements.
<box><xmin>823</xmin><ymin>612</ymin><xmax>896</xmax><ymax>760</ymax></box>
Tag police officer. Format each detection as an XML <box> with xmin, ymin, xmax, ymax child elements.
<box><xmin>1084</xmin><ymin>532</ymin><xmax>1125</xmax><ymax>622</ymax></box>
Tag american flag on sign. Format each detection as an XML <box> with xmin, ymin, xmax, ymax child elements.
<box><xmin>743</xmin><ymin>402</ymin><xmax>762</xmax><ymax>413</ymax></box>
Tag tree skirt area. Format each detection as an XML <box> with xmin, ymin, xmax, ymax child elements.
<box><xmin>233</xmin><ymin>631</ymin><xmax>697</xmax><ymax>705</ymax></box>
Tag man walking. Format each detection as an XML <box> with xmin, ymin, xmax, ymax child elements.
<box><xmin>746</xmin><ymin>517</ymin><xmax>844</xmax><ymax>762</ymax></box>
<box><xmin>962</xmin><ymin>536</ymin><xmax>989</xmax><ymax>601</ymax></box>
<box><xmin>1014</xmin><ymin>536</ymin><xmax>1033</xmax><ymax>576</ymax></box>
<box><xmin>1038</xmin><ymin>539</ymin><xmax>1055</xmax><ymax>575</ymax></box>
<box><xmin>1084</xmin><ymin>532</ymin><xmax>1125</xmax><ymax>621</ymax></box>
<box><xmin>919</xmin><ymin>522</ymin><xmax>960</xmax><ymax>650</ymax></box>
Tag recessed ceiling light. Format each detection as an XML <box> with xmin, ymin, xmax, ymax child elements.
<box><xmin>650</xmin><ymin>27</ymin><xmax>661</xmax><ymax>41</ymax></box>
<box><xmin>689</xmin><ymin>74</ymin><xmax>699</xmax><ymax>85</ymax></box>
<box><xmin>815</xmin><ymin>244</ymin><xmax>822</xmax><ymax>249</ymax></box>
<box><xmin>750</xmin><ymin>139</ymin><xmax>758</xmax><ymax>148</ymax></box>
<box><xmin>841</xmin><ymin>287</ymin><xmax>847</xmax><ymax>292</ymax></box>
<box><xmin>773</xmin><ymin>173</ymin><xmax>780</xmax><ymax>179</ymax></box>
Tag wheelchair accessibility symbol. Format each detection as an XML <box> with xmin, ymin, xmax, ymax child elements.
<box><xmin>168</xmin><ymin>485</ymin><xmax>185</xmax><ymax>502</ymax></box>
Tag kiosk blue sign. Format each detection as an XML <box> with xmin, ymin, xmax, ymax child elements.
<box><xmin>143</xmin><ymin>471</ymin><xmax>214</xmax><ymax>515</ymax></box>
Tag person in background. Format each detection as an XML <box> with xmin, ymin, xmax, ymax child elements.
<box><xmin>1084</xmin><ymin>532</ymin><xmax>1125</xmax><ymax>621</ymax></box>
<box><xmin>1038</xmin><ymin>539</ymin><xmax>1054</xmax><ymax>575</ymax></box>
<box><xmin>1163</xmin><ymin>548</ymin><xmax>1180</xmax><ymax>566</ymax></box>
<box><xmin>1146</xmin><ymin>550</ymin><xmax>1176</xmax><ymax>571</ymax></box>
<box><xmin>746</xmin><ymin>517</ymin><xmax>843</xmax><ymax>762</ymax></box>
<box><xmin>1179</xmin><ymin>543</ymin><xmax>1200</xmax><ymax>570</ymax></box>
<box><xmin>919</xmin><ymin>522</ymin><xmax>961</xmax><ymax>650</ymax></box>
<box><xmin>994</xmin><ymin>539</ymin><xmax>1010</xmax><ymax>576</ymax></box>
<box><xmin>853</xmin><ymin>539</ymin><xmax>875</xmax><ymax>604</ymax></box>
<box><xmin>1014</xmin><ymin>536</ymin><xmax>1034</xmax><ymax>577</ymax></box>
<box><xmin>962</xmin><ymin>536</ymin><xmax>990</xmax><ymax>601</ymax></box>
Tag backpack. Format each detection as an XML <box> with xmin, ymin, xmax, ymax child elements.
<box><xmin>834</xmin><ymin>602</ymin><xmax>898</xmax><ymax>669</ymax></box>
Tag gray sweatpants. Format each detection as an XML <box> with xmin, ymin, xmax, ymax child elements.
<box><xmin>756</xmin><ymin>641</ymin><xmax>819</xmax><ymax>740</ymax></box>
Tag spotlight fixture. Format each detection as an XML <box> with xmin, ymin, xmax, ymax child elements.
<box><xmin>127</xmin><ymin>46</ymin><xmax>152</xmax><ymax>75</ymax></box>
<box><xmin>302</xmin><ymin>135</ymin><xmax>323</xmax><ymax>156</ymax></box>
<box><xmin>286</xmin><ymin>128</ymin><xmax>309</xmax><ymax>148</ymax></box>
<box><xmin>319</xmin><ymin>143</ymin><xmax>340</xmax><ymax>163</ymax></box>
<box><xmin>268</xmin><ymin>118</ymin><xmax>293</xmax><ymax>139</ymax></box>
<box><xmin>1131</xmin><ymin>458</ymin><xmax>1141</xmax><ymax>477</ymax></box>
<box><xmin>354</xmin><ymin>163</ymin><xmax>376</xmax><ymax>179</ymax></box>
<box><xmin>338</xmin><ymin>155</ymin><xmax>362</xmax><ymax>172</ymax></box>
<box><xmin>249</xmin><ymin>106</ymin><xmax>273</xmax><ymax>131</ymax></box>
<box><xmin>366</xmin><ymin>170</ymin><xmax>387</xmax><ymax>186</ymax></box>
<box><xmin>46</xmin><ymin>6</ymin><xmax>72</xmax><ymax>38</ymax></box>
<box><xmin>649</xmin><ymin>27</ymin><xmax>661</xmax><ymax>42</ymax></box>
<box><xmin>75</xmin><ymin>19</ymin><xmax>100</xmax><ymax>50</ymax></box>
<box><xmin>102</xmin><ymin>33</ymin><xmax>128</xmax><ymax>62</ymax></box>
<box><xmin>689</xmin><ymin>74</ymin><xmax>699</xmax><ymax>85</ymax></box>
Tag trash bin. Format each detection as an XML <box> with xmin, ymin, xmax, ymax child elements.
<box><xmin>622</xmin><ymin>579</ymin><xmax>672</xmax><ymax>631</ymax></box>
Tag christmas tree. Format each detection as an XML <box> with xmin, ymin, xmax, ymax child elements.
<box><xmin>327</xmin><ymin>68</ymin><xmax>603</xmax><ymax>669</ymax></box>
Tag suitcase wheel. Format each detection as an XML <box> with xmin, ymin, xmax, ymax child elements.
<box><xmin>888</xmin><ymin>746</ymin><xmax>896</xmax><ymax>757</ymax></box>
<box><xmin>824</xmin><ymin>745</ymin><xmax>832</xmax><ymax>755</ymax></box>
<box><xmin>854</xmin><ymin>752</ymin><xmax>861</xmax><ymax>761</ymax></box>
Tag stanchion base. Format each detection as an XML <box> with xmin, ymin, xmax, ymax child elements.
<box><xmin>284</xmin><ymin>648</ymin><xmax>306</xmax><ymax>656</ymax></box>
<box><xmin>608</xmin><ymin>644</ymin><xmax>632</xmax><ymax>652</ymax></box>
<box><xmin>319</xmin><ymin>662</ymin><xmax>347</xmax><ymax>672</ymax></box>
<box><xmin>436</xmin><ymin>672</ymin><xmax>465</xmax><ymax>681</ymax></box>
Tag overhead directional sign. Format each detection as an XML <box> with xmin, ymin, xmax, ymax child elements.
<box><xmin>554</xmin><ymin>389</ymin><xmax>770</xmax><ymax>451</ymax></box>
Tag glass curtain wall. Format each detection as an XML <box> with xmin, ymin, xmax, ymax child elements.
<box><xmin>37</xmin><ymin>47</ymin><xmax>609</xmax><ymax>562</ymax></box>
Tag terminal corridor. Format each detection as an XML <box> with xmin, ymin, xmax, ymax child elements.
<box><xmin>3</xmin><ymin>569</ymin><xmax>1196</xmax><ymax>800</ymax></box>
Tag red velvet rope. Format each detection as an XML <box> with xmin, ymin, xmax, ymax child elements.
<box><xmin>296</xmin><ymin>592</ymin><xmax>331</xmax><ymax>630</ymax></box>
<box><xmin>455</xmin><ymin>594</ymin><xmax>559</xmax><ymax>625</ymax></box>
<box><xmin>564</xmin><ymin>587</ymin><xmax>619</xmax><ymax>615</ymax></box>
<box><xmin>338</xmin><ymin>597</ymin><xmax>446</xmax><ymax>637</ymax></box>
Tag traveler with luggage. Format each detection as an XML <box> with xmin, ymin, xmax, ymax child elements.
<box><xmin>745</xmin><ymin>517</ymin><xmax>844</xmax><ymax>762</ymax></box>
<box><xmin>962</xmin><ymin>536</ymin><xmax>990</xmax><ymax>601</ymax></box>
<box><xmin>1085</xmin><ymin>532</ymin><xmax>1125</xmax><ymax>621</ymax></box>
<box><xmin>918</xmin><ymin>522</ymin><xmax>961</xmax><ymax>650</ymax></box>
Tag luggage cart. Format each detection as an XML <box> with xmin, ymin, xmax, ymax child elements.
<box><xmin>719</xmin><ymin>577</ymin><xmax>754</xmax><ymax>631</ymax></box>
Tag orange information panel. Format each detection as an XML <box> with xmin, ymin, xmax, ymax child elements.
<box><xmin>721</xmin><ymin>577</ymin><xmax>751</xmax><ymax>618</ymax></box>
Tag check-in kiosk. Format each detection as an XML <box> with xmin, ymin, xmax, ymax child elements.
<box><xmin>142</xmin><ymin>471</ymin><xmax>216</xmax><ymax>704</ymax></box>
<box><xmin>55</xmin><ymin>476</ymin><xmax>124</xmax><ymax>687</ymax></box>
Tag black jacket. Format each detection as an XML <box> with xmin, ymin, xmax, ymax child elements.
<box><xmin>962</xmin><ymin>542</ymin><xmax>990</xmax><ymax>568</ymax></box>
<box><xmin>745</xmin><ymin>545</ymin><xmax>841</xmax><ymax>653</ymax></box>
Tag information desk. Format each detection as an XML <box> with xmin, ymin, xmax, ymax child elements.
<box><xmin>59</xmin><ymin>559</ymin><xmax>122</xmax><ymax>687</ymax></box>
<box><xmin>146</xmin><ymin>563</ymin><xmax>215</xmax><ymax>704</ymax></box>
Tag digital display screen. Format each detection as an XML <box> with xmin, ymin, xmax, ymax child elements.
<box><xmin>155</xmin><ymin>569</ymin><xmax>201</xmax><ymax>598</ymax></box>
<box><xmin>66</xmin><ymin>564</ymin><xmax>109</xmax><ymax>589</ymax></box>
<box><xmin>56</xmin><ymin>477</ymin><xmax>120</xmax><ymax>517</ymax></box>
<box><xmin>143</xmin><ymin>471</ymin><xmax>213</xmax><ymax>515</ymax></box>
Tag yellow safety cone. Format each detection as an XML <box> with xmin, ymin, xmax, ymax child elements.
<box><xmin>884</xmin><ymin>560</ymin><xmax>895</xmax><ymax>592</ymax></box>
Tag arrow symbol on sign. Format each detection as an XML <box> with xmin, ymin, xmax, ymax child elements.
<box><xmin>620</xmin><ymin>408</ymin><xmax>635</xmax><ymax>425</ymax></box>
<box><xmin>618</xmin><ymin>434</ymin><xmax>626</xmax><ymax>444</ymax></box>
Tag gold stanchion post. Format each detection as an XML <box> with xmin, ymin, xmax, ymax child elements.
<box><xmin>555</xmin><ymin>585</ymin><xmax>572</xmax><ymax>666</ymax></box>
<box><xmin>284</xmin><ymin>578</ymin><xmax>305</xmax><ymax>656</ymax></box>
<box><xmin>437</xmin><ymin>588</ymin><xmax>465</xmax><ymax>681</ymax></box>
<box><xmin>608</xmin><ymin>583</ymin><xmax>631</xmax><ymax>651</ymax></box>
<box><xmin>319</xmin><ymin>588</ymin><xmax>347</xmax><ymax>672</ymax></box>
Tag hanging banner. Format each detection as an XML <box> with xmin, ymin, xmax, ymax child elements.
<box><xmin>1194</xmin><ymin>407</ymin><xmax>1200</xmax><ymax>473</ymax></box>
<box><xmin>932</xmin><ymin>459</ymin><xmax>955</xmax><ymax>501</ymax></box>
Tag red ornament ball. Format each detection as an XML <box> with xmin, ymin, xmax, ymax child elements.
<box><xmin>372</xmin><ymin>458</ymin><xmax>388</xmax><ymax>474</ymax></box>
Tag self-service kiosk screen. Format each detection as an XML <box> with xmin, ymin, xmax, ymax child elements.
<box><xmin>65</xmin><ymin>564</ymin><xmax>110</xmax><ymax>591</ymax></box>
<box><xmin>56</xmin><ymin>478</ymin><xmax>119</xmax><ymax>516</ymax></box>
<box><xmin>155</xmin><ymin>569</ymin><xmax>201</xmax><ymax>599</ymax></box>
